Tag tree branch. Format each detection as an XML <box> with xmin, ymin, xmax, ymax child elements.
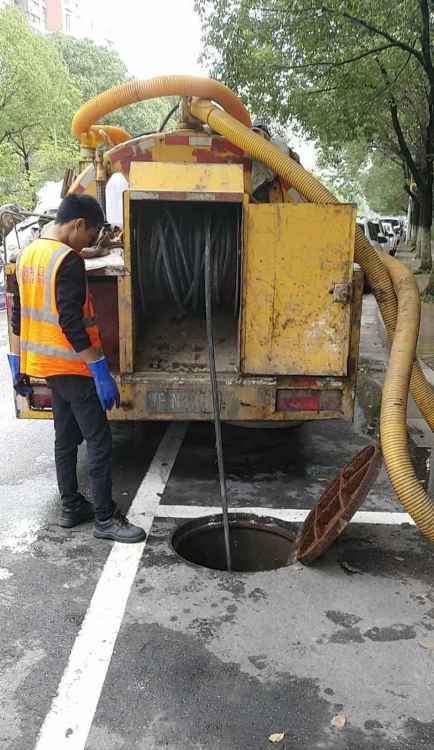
<box><xmin>320</xmin><ymin>5</ymin><xmax>425</xmax><ymax>66</ymax></box>
<box><xmin>419</xmin><ymin>0</ymin><xmax>433</xmax><ymax>77</ymax></box>
<box><xmin>305</xmin><ymin>85</ymin><xmax>339</xmax><ymax>95</ymax></box>
<box><xmin>376</xmin><ymin>57</ymin><xmax>425</xmax><ymax>188</ymax></box>
<box><xmin>274</xmin><ymin>43</ymin><xmax>396</xmax><ymax>72</ymax></box>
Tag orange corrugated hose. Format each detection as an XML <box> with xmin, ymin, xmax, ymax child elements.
<box><xmin>379</xmin><ymin>254</ymin><xmax>434</xmax><ymax>538</ymax></box>
<box><xmin>71</xmin><ymin>77</ymin><xmax>434</xmax><ymax>541</ymax></box>
<box><xmin>90</xmin><ymin>125</ymin><xmax>131</xmax><ymax>146</ymax></box>
<box><xmin>71</xmin><ymin>76</ymin><xmax>251</xmax><ymax>138</ymax></box>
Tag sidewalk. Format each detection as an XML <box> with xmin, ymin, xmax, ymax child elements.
<box><xmin>395</xmin><ymin>246</ymin><xmax>434</xmax><ymax>371</ymax></box>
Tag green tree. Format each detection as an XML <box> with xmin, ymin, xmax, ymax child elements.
<box><xmin>52</xmin><ymin>34</ymin><xmax>177</xmax><ymax>136</ymax></box>
<box><xmin>315</xmin><ymin>141</ymin><xmax>368</xmax><ymax>207</ymax></box>
<box><xmin>0</xmin><ymin>7</ymin><xmax>79</xmax><ymax>203</ymax></box>
<box><xmin>316</xmin><ymin>142</ymin><xmax>409</xmax><ymax>214</ymax></box>
<box><xmin>363</xmin><ymin>153</ymin><xmax>409</xmax><ymax>215</ymax></box>
<box><xmin>196</xmin><ymin>0</ymin><xmax>434</xmax><ymax>277</ymax></box>
<box><xmin>0</xmin><ymin>143</ymin><xmax>34</xmax><ymax>206</ymax></box>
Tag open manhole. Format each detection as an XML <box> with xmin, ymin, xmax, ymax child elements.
<box><xmin>171</xmin><ymin>513</ymin><xmax>296</xmax><ymax>572</ymax></box>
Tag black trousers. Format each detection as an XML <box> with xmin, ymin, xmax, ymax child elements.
<box><xmin>46</xmin><ymin>375</ymin><xmax>114</xmax><ymax>522</ymax></box>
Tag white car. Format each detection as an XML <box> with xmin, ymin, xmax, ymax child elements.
<box><xmin>379</xmin><ymin>220</ymin><xmax>398</xmax><ymax>255</ymax></box>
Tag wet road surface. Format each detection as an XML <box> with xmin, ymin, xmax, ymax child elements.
<box><xmin>1</xmin><ymin>300</ymin><xmax>434</xmax><ymax>750</ymax></box>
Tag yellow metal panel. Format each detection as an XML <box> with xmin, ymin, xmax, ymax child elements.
<box><xmin>129</xmin><ymin>162</ymin><xmax>244</xmax><ymax>199</ymax></box>
<box><xmin>241</xmin><ymin>203</ymin><xmax>356</xmax><ymax>376</ymax></box>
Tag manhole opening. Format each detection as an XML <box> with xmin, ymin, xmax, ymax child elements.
<box><xmin>171</xmin><ymin>514</ymin><xmax>296</xmax><ymax>572</ymax></box>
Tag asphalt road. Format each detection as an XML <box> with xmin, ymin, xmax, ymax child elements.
<box><xmin>1</xmin><ymin>301</ymin><xmax>434</xmax><ymax>750</ymax></box>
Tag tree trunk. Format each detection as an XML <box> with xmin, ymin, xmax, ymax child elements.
<box><xmin>408</xmin><ymin>195</ymin><xmax>420</xmax><ymax>252</ymax></box>
<box><xmin>416</xmin><ymin>227</ymin><xmax>422</xmax><ymax>257</ymax></box>
<box><xmin>425</xmin><ymin>265</ymin><xmax>434</xmax><ymax>293</ymax></box>
<box><xmin>418</xmin><ymin>182</ymin><xmax>433</xmax><ymax>272</ymax></box>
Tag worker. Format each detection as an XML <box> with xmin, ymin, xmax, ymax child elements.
<box><xmin>7</xmin><ymin>194</ymin><xmax>146</xmax><ymax>544</ymax></box>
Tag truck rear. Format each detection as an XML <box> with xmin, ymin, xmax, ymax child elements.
<box><xmin>5</xmin><ymin>115</ymin><xmax>362</xmax><ymax>424</ymax></box>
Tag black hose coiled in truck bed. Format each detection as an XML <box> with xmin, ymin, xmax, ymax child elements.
<box><xmin>135</xmin><ymin>205</ymin><xmax>237</xmax><ymax>317</ymax></box>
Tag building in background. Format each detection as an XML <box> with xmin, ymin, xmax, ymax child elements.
<box><xmin>0</xmin><ymin>0</ymin><xmax>110</xmax><ymax>41</ymax></box>
<box><xmin>47</xmin><ymin>0</ymin><xmax>80</xmax><ymax>35</ymax></box>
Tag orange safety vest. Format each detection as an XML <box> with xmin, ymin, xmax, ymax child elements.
<box><xmin>16</xmin><ymin>239</ymin><xmax>103</xmax><ymax>378</ymax></box>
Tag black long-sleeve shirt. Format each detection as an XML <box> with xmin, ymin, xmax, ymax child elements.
<box><xmin>12</xmin><ymin>251</ymin><xmax>91</xmax><ymax>353</ymax></box>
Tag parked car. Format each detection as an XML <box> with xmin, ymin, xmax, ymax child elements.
<box><xmin>379</xmin><ymin>220</ymin><xmax>398</xmax><ymax>255</ymax></box>
<box><xmin>381</xmin><ymin>216</ymin><xmax>404</xmax><ymax>247</ymax></box>
<box><xmin>357</xmin><ymin>217</ymin><xmax>392</xmax><ymax>253</ymax></box>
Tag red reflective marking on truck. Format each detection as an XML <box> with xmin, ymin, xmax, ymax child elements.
<box><xmin>278</xmin><ymin>393</ymin><xmax>321</xmax><ymax>412</ymax></box>
<box><xmin>29</xmin><ymin>385</ymin><xmax>52</xmax><ymax>411</ymax></box>
<box><xmin>276</xmin><ymin>389</ymin><xmax>342</xmax><ymax>412</ymax></box>
<box><xmin>164</xmin><ymin>134</ymin><xmax>190</xmax><ymax>145</ymax></box>
<box><xmin>211</xmin><ymin>138</ymin><xmax>244</xmax><ymax>155</ymax></box>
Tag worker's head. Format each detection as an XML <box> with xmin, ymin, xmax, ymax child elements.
<box><xmin>54</xmin><ymin>195</ymin><xmax>105</xmax><ymax>251</ymax></box>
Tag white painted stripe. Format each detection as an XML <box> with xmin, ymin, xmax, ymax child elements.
<box><xmin>154</xmin><ymin>504</ymin><xmax>416</xmax><ymax>526</ymax></box>
<box><xmin>34</xmin><ymin>422</ymin><xmax>187</xmax><ymax>750</ymax></box>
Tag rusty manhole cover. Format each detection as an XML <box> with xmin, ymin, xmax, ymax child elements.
<box><xmin>296</xmin><ymin>444</ymin><xmax>382</xmax><ymax>564</ymax></box>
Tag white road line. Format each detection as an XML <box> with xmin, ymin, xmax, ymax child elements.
<box><xmin>34</xmin><ymin>422</ymin><xmax>187</xmax><ymax>750</ymax></box>
<box><xmin>155</xmin><ymin>504</ymin><xmax>416</xmax><ymax>526</ymax></box>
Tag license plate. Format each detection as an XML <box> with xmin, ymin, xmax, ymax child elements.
<box><xmin>146</xmin><ymin>389</ymin><xmax>212</xmax><ymax>415</ymax></box>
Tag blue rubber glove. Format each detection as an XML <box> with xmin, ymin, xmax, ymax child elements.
<box><xmin>7</xmin><ymin>353</ymin><xmax>33</xmax><ymax>397</ymax></box>
<box><xmin>89</xmin><ymin>357</ymin><xmax>120</xmax><ymax>411</ymax></box>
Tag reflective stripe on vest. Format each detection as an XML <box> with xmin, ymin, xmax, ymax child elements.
<box><xmin>20</xmin><ymin>341</ymin><xmax>81</xmax><ymax>360</ymax></box>
<box><xmin>20</xmin><ymin>306</ymin><xmax>97</xmax><ymax>327</ymax></box>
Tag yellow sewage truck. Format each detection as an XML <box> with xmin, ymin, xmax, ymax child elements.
<box><xmin>5</xmin><ymin>75</ymin><xmax>434</xmax><ymax>543</ymax></box>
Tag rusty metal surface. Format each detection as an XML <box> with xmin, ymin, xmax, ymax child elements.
<box><xmin>241</xmin><ymin>203</ymin><xmax>356</xmax><ymax>377</ymax></box>
<box><xmin>296</xmin><ymin>444</ymin><xmax>383</xmax><ymax>564</ymax></box>
<box><xmin>332</xmin><ymin>282</ymin><xmax>352</xmax><ymax>304</ymax></box>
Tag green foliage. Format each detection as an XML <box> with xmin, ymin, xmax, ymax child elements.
<box><xmin>51</xmin><ymin>34</ymin><xmax>129</xmax><ymax>103</ymax></box>
<box><xmin>31</xmin><ymin>140</ymin><xmax>79</xmax><ymax>185</ymax></box>
<box><xmin>315</xmin><ymin>142</ymin><xmax>368</xmax><ymax>208</ymax></box>
<box><xmin>0</xmin><ymin>12</ymin><xmax>177</xmax><ymax>208</ymax></box>
<box><xmin>315</xmin><ymin>142</ymin><xmax>408</xmax><ymax>214</ymax></box>
<box><xmin>196</xmin><ymin>0</ymin><xmax>428</xmax><ymax>213</ymax></box>
<box><xmin>363</xmin><ymin>154</ymin><xmax>408</xmax><ymax>214</ymax></box>
<box><xmin>196</xmin><ymin>0</ymin><xmax>420</xmax><ymax>136</ymax></box>
<box><xmin>0</xmin><ymin>7</ymin><xmax>80</xmax><ymax>205</ymax></box>
<box><xmin>0</xmin><ymin>8</ymin><xmax>79</xmax><ymax>145</ymax></box>
<box><xmin>0</xmin><ymin>143</ymin><xmax>34</xmax><ymax>207</ymax></box>
<box><xmin>52</xmin><ymin>34</ymin><xmax>177</xmax><ymax>136</ymax></box>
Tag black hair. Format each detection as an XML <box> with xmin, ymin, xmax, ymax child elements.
<box><xmin>55</xmin><ymin>194</ymin><xmax>105</xmax><ymax>228</ymax></box>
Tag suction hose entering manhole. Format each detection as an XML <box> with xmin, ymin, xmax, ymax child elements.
<box><xmin>204</xmin><ymin>217</ymin><xmax>232</xmax><ymax>571</ymax></box>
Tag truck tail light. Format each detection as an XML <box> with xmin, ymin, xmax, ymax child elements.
<box><xmin>29</xmin><ymin>385</ymin><xmax>52</xmax><ymax>411</ymax></box>
<box><xmin>276</xmin><ymin>389</ymin><xmax>342</xmax><ymax>412</ymax></box>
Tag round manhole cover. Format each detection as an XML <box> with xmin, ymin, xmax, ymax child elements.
<box><xmin>296</xmin><ymin>444</ymin><xmax>382</xmax><ymax>564</ymax></box>
<box><xmin>172</xmin><ymin>513</ymin><xmax>296</xmax><ymax>572</ymax></box>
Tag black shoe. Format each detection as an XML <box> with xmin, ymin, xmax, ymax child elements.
<box><xmin>94</xmin><ymin>511</ymin><xmax>147</xmax><ymax>544</ymax></box>
<box><xmin>60</xmin><ymin>499</ymin><xmax>95</xmax><ymax>528</ymax></box>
